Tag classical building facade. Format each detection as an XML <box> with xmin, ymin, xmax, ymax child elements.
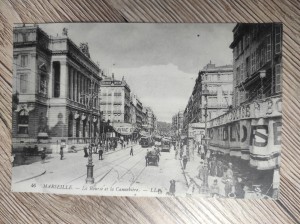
<box><xmin>12</xmin><ymin>25</ymin><xmax>103</xmax><ymax>149</ymax></box>
<box><xmin>100</xmin><ymin>75</ymin><xmax>131</xmax><ymax>124</ymax></box>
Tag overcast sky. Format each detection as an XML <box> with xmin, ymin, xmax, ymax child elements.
<box><xmin>40</xmin><ymin>23</ymin><xmax>235</xmax><ymax>122</ymax></box>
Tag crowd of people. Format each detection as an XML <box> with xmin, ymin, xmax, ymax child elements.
<box><xmin>173</xmin><ymin>140</ymin><xmax>248</xmax><ymax>198</ymax></box>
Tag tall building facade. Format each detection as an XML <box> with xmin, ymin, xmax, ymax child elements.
<box><xmin>183</xmin><ymin>62</ymin><xmax>233</xmax><ymax>133</ymax></box>
<box><xmin>12</xmin><ymin>25</ymin><xmax>102</xmax><ymax>149</ymax></box>
<box><xmin>208</xmin><ymin>23</ymin><xmax>282</xmax><ymax>172</ymax></box>
<box><xmin>230</xmin><ymin>23</ymin><xmax>282</xmax><ymax>107</ymax></box>
<box><xmin>100</xmin><ymin>75</ymin><xmax>131</xmax><ymax>124</ymax></box>
<box><xmin>172</xmin><ymin>111</ymin><xmax>183</xmax><ymax>136</ymax></box>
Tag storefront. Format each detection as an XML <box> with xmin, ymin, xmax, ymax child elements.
<box><xmin>207</xmin><ymin>96</ymin><xmax>282</xmax><ymax>197</ymax></box>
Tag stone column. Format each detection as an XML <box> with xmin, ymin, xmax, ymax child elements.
<box><xmin>75</xmin><ymin>70</ymin><xmax>78</xmax><ymax>102</ymax></box>
<box><xmin>60</xmin><ymin>61</ymin><xmax>69</xmax><ymax>98</ymax></box>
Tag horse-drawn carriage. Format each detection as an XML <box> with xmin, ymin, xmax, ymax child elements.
<box><xmin>145</xmin><ymin>151</ymin><xmax>159</xmax><ymax>166</ymax></box>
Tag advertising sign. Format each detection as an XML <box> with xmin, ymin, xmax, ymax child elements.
<box><xmin>112</xmin><ymin>123</ymin><xmax>135</xmax><ymax>135</ymax></box>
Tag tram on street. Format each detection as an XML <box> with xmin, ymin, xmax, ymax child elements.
<box><xmin>140</xmin><ymin>136</ymin><xmax>154</xmax><ymax>148</ymax></box>
<box><xmin>161</xmin><ymin>139</ymin><xmax>171</xmax><ymax>152</ymax></box>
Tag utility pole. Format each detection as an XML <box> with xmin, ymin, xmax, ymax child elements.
<box><xmin>81</xmin><ymin>80</ymin><xmax>98</xmax><ymax>184</ymax></box>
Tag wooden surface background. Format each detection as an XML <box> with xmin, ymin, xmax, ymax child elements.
<box><xmin>0</xmin><ymin>0</ymin><xmax>299</xmax><ymax>223</ymax></box>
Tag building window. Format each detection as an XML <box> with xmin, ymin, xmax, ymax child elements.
<box><xmin>251</xmin><ymin>52</ymin><xmax>256</xmax><ymax>73</ymax></box>
<box><xmin>266</xmin><ymin>35</ymin><xmax>271</xmax><ymax>62</ymax></box>
<box><xmin>246</xmin><ymin>57</ymin><xmax>250</xmax><ymax>78</ymax></box>
<box><xmin>20</xmin><ymin>73</ymin><xmax>27</xmax><ymax>93</ymax></box>
<box><xmin>21</xmin><ymin>55</ymin><xmax>28</xmax><ymax>67</ymax></box>
<box><xmin>240</xmin><ymin>63</ymin><xmax>244</xmax><ymax>82</ymax></box>
<box><xmin>275</xmin><ymin>64</ymin><xmax>282</xmax><ymax>93</ymax></box>
<box><xmin>53</xmin><ymin>62</ymin><xmax>60</xmax><ymax>98</ymax></box>
<box><xmin>18</xmin><ymin>110</ymin><xmax>29</xmax><ymax>134</ymax></box>
<box><xmin>236</xmin><ymin>67</ymin><xmax>240</xmax><ymax>85</ymax></box>
<box><xmin>261</xmin><ymin>48</ymin><xmax>265</xmax><ymax>67</ymax></box>
<box><xmin>275</xmin><ymin>26</ymin><xmax>281</xmax><ymax>54</ymax></box>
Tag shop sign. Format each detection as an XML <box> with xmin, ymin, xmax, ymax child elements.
<box><xmin>209</xmin><ymin>96</ymin><xmax>282</xmax><ymax>128</ymax></box>
<box><xmin>112</xmin><ymin>123</ymin><xmax>135</xmax><ymax>135</ymax></box>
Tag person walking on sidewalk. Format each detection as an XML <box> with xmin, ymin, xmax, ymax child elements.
<box><xmin>99</xmin><ymin>148</ymin><xmax>103</xmax><ymax>160</ymax></box>
<box><xmin>224</xmin><ymin>163</ymin><xmax>234</xmax><ymax>197</ymax></box>
<box><xmin>182</xmin><ymin>155</ymin><xmax>188</xmax><ymax>170</ymax></box>
<box><xmin>41</xmin><ymin>147</ymin><xmax>46</xmax><ymax>163</ymax></box>
<box><xmin>130</xmin><ymin>146</ymin><xmax>133</xmax><ymax>156</ymax></box>
<box><xmin>83</xmin><ymin>146</ymin><xmax>88</xmax><ymax>157</ymax></box>
<box><xmin>208</xmin><ymin>156</ymin><xmax>217</xmax><ymax>177</ymax></box>
<box><xmin>168</xmin><ymin>180</ymin><xmax>176</xmax><ymax>196</ymax></box>
<box><xmin>60</xmin><ymin>147</ymin><xmax>64</xmax><ymax>160</ymax></box>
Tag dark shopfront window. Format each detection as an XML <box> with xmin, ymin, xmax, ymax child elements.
<box><xmin>18</xmin><ymin>109</ymin><xmax>29</xmax><ymax>134</ymax></box>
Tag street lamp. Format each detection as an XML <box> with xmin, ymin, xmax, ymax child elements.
<box><xmin>202</xmin><ymin>84</ymin><xmax>210</xmax><ymax>154</ymax></box>
<box><xmin>259</xmin><ymin>70</ymin><xmax>266</xmax><ymax>99</ymax></box>
<box><xmin>81</xmin><ymin>81</ymin><xmax>97</xmax><ymax>184</ymax></box>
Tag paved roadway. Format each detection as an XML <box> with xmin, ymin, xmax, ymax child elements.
<box><xmin>12</xmin><ymin>144</ymin><xmax>188</xmax><ymax>197</ymax></box>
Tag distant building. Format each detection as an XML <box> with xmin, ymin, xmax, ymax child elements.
<box><xmin>183</xmin><ymin>62</ymin><xmax>233</xmax><ymax>132</ymax></box>
<box><xmin>100</xmin><ymin>75</ymin><xmax>131</xmax><ymax>124</ymax></box>
<box><xmin>12</xmin><ymin>25</ymin><xmax>102</xmax><ymax>150</ymax></box>
<box><xmin>172</xmin><ymin>111</ymin><xmax>183</xmax><ymax>136</ymax></box>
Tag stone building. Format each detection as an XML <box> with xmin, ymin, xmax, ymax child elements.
<box><xmin>207</xmin><ymin>24</ymin><xmax>282</xmax><ymax>197</ymax></box>
<box><xmin>230</xmin><ymin>23</ymin><xmax>282</xmax><ymax>107</ymax></box>
<box><xmin>172</xmin><ymin>111</ymin><xmax>183</xmax><ymax>136</ymax></box>
<box><xmin>12</xmin><ymin>25</ymin><xmax>103</xmax><ymax>151</ymax></box>
<box><xmin>183</xmin><ymin>62</ymin><xmax>233</xmax><ymax>133</ymax></box>
<box><xmin>100</xmin><ymin>75</ymin><xmax>131</xmax><ymax>124</ymax></box>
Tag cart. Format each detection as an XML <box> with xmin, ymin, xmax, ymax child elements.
<box><xmin>145</xmin><ymin>152</ymin><xmax>159</xmax><ymax>166</ymax></box>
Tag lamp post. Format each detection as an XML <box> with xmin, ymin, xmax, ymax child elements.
<box><xmin>260</xmin><ymin>70</ymin><xmax>266</xmax><ymax>99</ymax></box>
<box><xmin>202</xmin><ymin>84</ymin><xmax>210</xmax><ymax>155</ymax></box>
<box><xmin>81</xmin><ymin>81</ymin><xmax>97</xmax><ymax>184</ymax></box>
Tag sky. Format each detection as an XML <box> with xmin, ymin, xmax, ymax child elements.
<box><xmin>39</xmin><ymin>23</ymin><xmax>235</xmax><ymax>122</ymax></box>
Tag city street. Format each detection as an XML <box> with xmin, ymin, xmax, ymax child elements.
<box><xmin>12</xmin><ymin>145</ymin><xmax>188</xmax><ymax>197</ymax></box>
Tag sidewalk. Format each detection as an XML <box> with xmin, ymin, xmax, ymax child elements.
<box><xmin>180</xmin><ymin>153</ymin><xmax>227</xmax><ymax>197</ymax></box>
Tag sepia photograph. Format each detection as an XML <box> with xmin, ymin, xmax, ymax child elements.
<box><xmin>11</xmin><ymin>23</ymin><xmax>282</xmax><ymax>199</ymax></box>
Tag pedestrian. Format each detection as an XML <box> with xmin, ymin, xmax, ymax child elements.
<box><xmin>216</xmin><ymin>160</ymin><xmax>224</xmax><ymax>177</ymax></box>
<box><xmin>202</xmin><ymin>160</ymin><xmax>209</xmax><ymax>187</ymax></box>
<box><xmin>182</xmin><ymin>155</ymin><xmax>188</xmax><ymax>170</ymax></box>
<box><xmin>60</xmin><ymin>146</ymin><xmax>64</xmax><ymax>160</ymax></box>
<box><xmin>175</xmin><ymin>146</ymin><xmax>178</xmax><ymax>160</ymax></box>
<box><xmin>234</xmin><ymin>177</ymin><xmax>245</xmax><ymax>199</ymax></box>
<box><xmin>99</xmin><ymin>148</ymin><xmax>103</xmax><ymax>160</ymax></box>
<box><xmin>197</xmin><ymin>160</ymin><xmax>204</xmax><ymax>179</ymax></box>
<box><xmin>210</xmin><ymin>179</ymin><xmax>220</xmax><ymax>197</ymax></box>
<box><xmin>208</xmin><ymin>156</ymin><xmax>217</xmax><ymax>176</ymax></box>
<box><xmin>83</xmin><ymin>146</ymin><xmax>88</xmax><ymax>157</ymax></box>
<box><xmin>169</xmin><ymin>180</ymin><xmax>176</xmax><ymax>196</ymax></box>
<box><xmin>200</xmin><ymin>144</ymin><xmax>205</xmax><ymax>160</ymax></box>
<box><xmin>186</xmin><ymin>178</ymin><xmax>196</xmax><ymax>197</ymax></box>
<box><xmin>224</xmin><ymin>163</ymin><xmax>234</xmax><ymax>197</ymax></box>
<box><xmin>130</xmin><ymin>146</ymin><xmax>133</xmax><ymax>156</ymax></box>
<box><xmin>41</xmin><ymin>147</ymin><xmax>46</xmax><ymax>163</ymax></box>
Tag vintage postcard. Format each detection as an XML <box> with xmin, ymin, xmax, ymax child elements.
<box><xmin>11</xmin><ymin>23</ymin><xmax>282</xmax><ymax>198</ymax></box>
